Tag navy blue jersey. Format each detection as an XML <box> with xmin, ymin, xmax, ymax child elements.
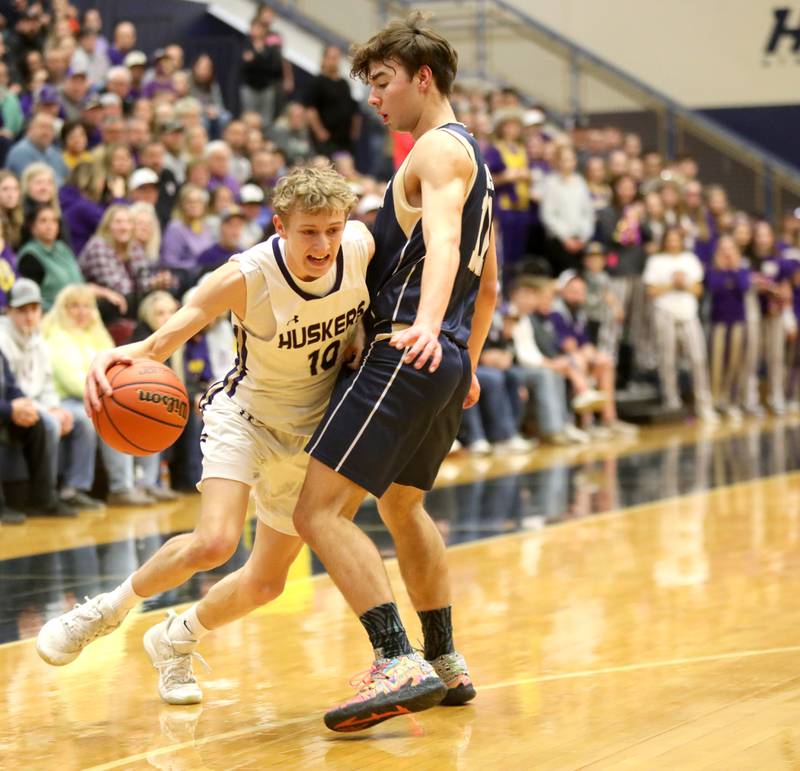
<box><xmin>367</xmin><ymin>122</ymin><xmax>495</xmax><ymax>346</ymax></box>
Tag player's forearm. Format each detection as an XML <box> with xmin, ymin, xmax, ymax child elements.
<box><xmin>134</xmin><ymin>306</ymin><xmax>212</xmax><ymax>363</ymax></box>
<box><xmin>414</xmin><ymin>237</ymin><xmax>461</xmax><ymax>333</ymax></box>
<box><xmin>467</xmin><ymin>278</ymin><xmax>497</xmax><ymax>371</ymax></box>
<box><xmin>466</xmin><ymin>232</ymin><xmax>499</xmax><ymax>370</ymax></box>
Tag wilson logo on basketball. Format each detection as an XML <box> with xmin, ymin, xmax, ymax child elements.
<box><xmin>137</xmin><ymin>389</ymin><xmax>189</xmax><ymax>418</ymax></box>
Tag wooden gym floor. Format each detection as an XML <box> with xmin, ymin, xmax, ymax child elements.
<box><xmin>2</xmin><ymin>417</ymin><xmax>800</xmax><ymax>769</ymax></box>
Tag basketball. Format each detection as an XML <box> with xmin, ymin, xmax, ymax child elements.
<box><xmin>91</xmin><ymin>360</ymin><xmax>190</xmax><ymax>456</ymax></box>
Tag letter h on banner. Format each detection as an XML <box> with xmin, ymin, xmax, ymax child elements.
<box><xmin>766</xmin><ymin>8</ymin><xmax>800</xmax><ymax>54</ymax></box>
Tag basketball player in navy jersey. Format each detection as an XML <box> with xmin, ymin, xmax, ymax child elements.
<box><xmin>291</xmin><ymin>14</ymin><xmax>499</xmax><ymax>731</ymax></box>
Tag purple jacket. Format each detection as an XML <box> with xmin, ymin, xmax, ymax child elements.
<box><xmin>705</xmin><ymin>268</ymin><xmax>750</xmax><ymax>324</ymax></box>
<box><xmin>59</xmin><ymin>185</ymin><xmax>106</xmax><ymax>256</ymax></box>
<box><xmin>550</xmin><ymin>300</ymin><xmax>590</xmax><ymax>350</ymax></box>
<box><xmin>161</xmin><ymin>221</ymin><xmax>215</xmax><ymax>272</ymax></box>
<box><xmin>0</xmin><ymin>243</ymin><xmax>18</xmax><ymax>310</ymax></box>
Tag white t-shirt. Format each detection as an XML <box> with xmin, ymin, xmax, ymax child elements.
<box><xmin>643</xmin><ymin>251</ymin><xmax>704</xmax><ymax>321</ymax></box>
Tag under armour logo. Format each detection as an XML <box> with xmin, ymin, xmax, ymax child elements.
<box><xmin>287</xmin><ymin>314</ymin><xmax>300</xmax><ymax>325</ymax></box>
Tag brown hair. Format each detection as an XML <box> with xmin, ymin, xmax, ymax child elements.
<box><xmin>350</xmin><ymin>12</ymin><xmax>458</xmax><ymax>96</ymax></box>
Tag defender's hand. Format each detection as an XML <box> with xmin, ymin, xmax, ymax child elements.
<box><xmin>390</xmin><ymin>323</ymin><xmax>442</xmax><ymax>372</ymax></box>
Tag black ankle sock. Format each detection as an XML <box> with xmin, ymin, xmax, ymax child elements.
<box><xmin>418</xmin><ymin>606</ymin><xmax>455</xmax><ymax>660</ymax></box>
<box><xmin>359</xmin><ymin>602</ymin><xmax>413</xmax><ymax>659</ymax></box>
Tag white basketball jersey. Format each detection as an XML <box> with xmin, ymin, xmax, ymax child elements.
<box><xmin>201</xmin><ymin>221</ymin><xmax>371</xmax><ymax>436</ymax></box>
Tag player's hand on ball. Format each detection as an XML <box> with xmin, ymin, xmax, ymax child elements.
<box><xmin>84</xmin><ymin>349</ymin><xmax>134</xmax><ymax>416</ymax></box>
<box><xmin>390</xmin><ymin>323</ymin><xmax>442</xmax><ymax>372</ymax></box>
<box><xmin>463</xmin><ymin>372</ymin><xmax>480</xmax><ymax>409</ymax></box>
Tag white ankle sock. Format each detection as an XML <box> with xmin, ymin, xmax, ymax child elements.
<box><xmin>106</xmin><ymin>576</ymin><xmax>145</xmax><ymax>615</ymax></box>
<box><xmin>171</xmin><ymin>605</ymin><xmax>210</xmax><ymax>644</ymax></box>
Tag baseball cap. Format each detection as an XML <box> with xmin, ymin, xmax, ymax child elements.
<box><xmin>356</xmin><ymin>193</ymin><xmax>382</xmax><ymax>217</ymax></box>
<box><xmin>82</xmin><ymin>94</ymin><xmax>102</xmax><ymax>111</ymax></box>
<box><xmin>129</xmin><ymin>167</ymin><xmax>160</xmax><ymax>190</ymax></box>
<box><xmin>100</xmin><ymin>92</ymin><xmax>122</xmax><ymax>108</ymax></box>
<box><xmin>37</xmin><ymin>84</ymin><xmax>61</xmax><ymax>105</ymax></box>
<box><xmin>124</xmin><ymin>50</ymin><xmax>147</xmax><ymax>68</ymax></box>
<box><xmin>556</xmin><ymin>269</ymin><xmax>581</xmax><ymax>291</ymax></box>
<box><xmin>584</xmin><ymin>241</ymin><xmax>606</xmax><ymax>257</ymax></box>
<box><xmin>522</xmin><ymin>108</ymin><xmax>546</xmax><ymax>128</ymax></box>
<box><xmin>8</xmin><ymin>278</ymin><xmax>42</xmax><ymax>308</ymax></box>
<box><xmin>153</xmin><ymin>48</ymin><xmax>169</xmax><ymax>62</ymax></box>
<box><xmin>67</xmin><ymin>63</ymin><xmax>88</xmax><ymax>78</ymax></box>
<box><xmin>220</xmin><ymin>205</ymin><xmax>245</xmax><ymax>222</ymax></box>
<box><xmin>239</xmin><ymin>184</ymin><xmax>264</xmax><ymax>204</ymax></box>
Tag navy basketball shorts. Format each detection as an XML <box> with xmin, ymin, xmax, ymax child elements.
<box><xmin>306</xmin><ymin>335</ymin><xmax>472</xmax><ymax>498</ymax></box>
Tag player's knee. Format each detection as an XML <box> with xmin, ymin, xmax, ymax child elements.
<box><xmin>292</xmin><ymin>508</ymin><xmax>316</xmax><ymax>543</ymax></box>
<box><xmin>378</xmin><ymin>488</ymin><xmax>425</xmax><ymax>525</ymax></box>
<box><xmin>241</xmin><ymin>574</ymin><xmax>285</xmax><ymax>607</ymax></box>
<box><xmin>186</xmin><ymin>533</ymin><xmax>239</xmax><ymax>569</ymax></box>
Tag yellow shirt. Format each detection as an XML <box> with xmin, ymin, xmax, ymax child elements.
<box><xmin>44</xmin><ymin>324</ymin><xmax>113</xmax><ymax>399</ymax></box>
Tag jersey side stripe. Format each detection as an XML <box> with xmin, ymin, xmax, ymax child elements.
<box><xmin>392</xmin><ymin>262</ymin><xmax>418</xmax><ymax>321</ymax></box>
<box><xmin>306</xmin><ymin>339</ymin><xmax>378</xmax><ymax>455</ymax></box>
<box><xmin>225</xmin><ymin>327</ymin><xmax>249</xmax><ymax>398</ymax></box>
<box><xmin>334</xmin><ymin>350</ymin><xmax>406</xmax><ymax>472</ymax></box>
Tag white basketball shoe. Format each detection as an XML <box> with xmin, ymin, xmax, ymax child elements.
<box><xmin>143</xmin><ymin>610</ymin><xmax>206</xmax><ymax>705</ymax></box>
<box><xmin>36</xmin><ymin>593</ymin><xmax>126</xmax><ymax>665</ymax></box>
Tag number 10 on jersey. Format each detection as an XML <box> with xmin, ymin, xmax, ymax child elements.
<box><xmin>308</xmin><ymin>340</ymin><xmax>340</xmax><ymax>375</ymax></box>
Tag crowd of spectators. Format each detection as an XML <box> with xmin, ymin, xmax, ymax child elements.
<box><xmin>0</xmin><ymin>1</ymin><xmax>798</xmax><ymax>524</ymax></box>
<box><xmin>448</xmin><ymin>93</ymin><xmax>800</xmax><ymax>453</ymax></box>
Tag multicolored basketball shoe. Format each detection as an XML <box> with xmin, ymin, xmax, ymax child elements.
<box><xmin>431</xmin><ymin>651</ymin><xmax>476</xmax><ymax>706</ymax></box>
<box><xmin>324</xmin><ymin>652</ymin><xmax>447</xmax><ymax>732</ymax></box>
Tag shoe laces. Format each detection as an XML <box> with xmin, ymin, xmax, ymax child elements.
<box><xmin>62</xmin><ymin>597</ymin><xmax>115</xmax><ymax>647</ymax></box>
<box><xmin>434</xmin><ymin>653</ymin><xmax>466</xmax><ymax>678</ymax></box>
<box><xmin>348</xmin><ymin>659</ymin><xmax>391</xmax><ymax>691</ymax></box>
<box><xmin>154</xmin><ymin>649</ymin><xmax>209</xmax><ymax>689</ymax></box>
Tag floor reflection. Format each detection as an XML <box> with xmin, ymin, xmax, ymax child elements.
<box><xmin>3</xmin><ymin>423</ymin><xmax>800</xmax><ymax>644</ymax></box>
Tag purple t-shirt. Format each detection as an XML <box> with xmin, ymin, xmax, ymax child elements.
<box><xmin>183</xmin><ymin>335</ymin><xmax>213</xmax><ymax>395</ymax></box>
<box><xmin>705</xmin><ymin>268</ymin><xmax>750</xmax><ymax>324</ymax></box>
<box><xmin>0</xmin><ymin>243</ymin><xmax>18</xmax><ymax>310</ymax></box>
<box><xmin>550</xmin><ymin>304</ymin><xmax>590</xmax><ymax>350</ymax></box>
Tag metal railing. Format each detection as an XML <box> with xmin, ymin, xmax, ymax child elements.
<box><xmin>265</xmin><ymin>0</ymin><xmax>800</xmax><ymax>219</ymax></box>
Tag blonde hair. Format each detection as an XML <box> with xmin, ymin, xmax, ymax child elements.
<box><xmin>21</xmin><ymin>162</ymin><xmax>61</xmax><ymax>217</ymax></box>
<box><xmin>43</xmin><ymin>283</ymin><xmax>110</xmax><ymax>341</ymax></box>
<box><xmin>95</xmin><ymin>204</ymin><xmax>135</xmax><ymax>256</ymax></box>
<box><xmin>138</xmin><ymin>289</ymin><xmax>178</xmax><ymax>327</ymax></box>
<box><xmin>272</xmin><ymin>165</ymin><xmax>357</xmax><ymax>220</ymax></box>
<box><xmin>172</xmin><ymin>184</ymin><xmax>208</xmax><ymax>224</ymax></box>
<box><xmin>129</xmin><ymin>201</ymin><xmax>161</xmax><ymax>261</ymax></box>
<box><xmin>0</xmin><ymin>170</ymin><xmax>23</xmax><ymax>247</ymax></box>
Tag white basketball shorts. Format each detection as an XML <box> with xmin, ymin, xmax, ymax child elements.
<box><xmin>198</xmin><ymin>394</ymin><xmax>308</xmax><ymax>535</ymax></box>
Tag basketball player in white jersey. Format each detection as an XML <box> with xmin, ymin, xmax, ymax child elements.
<box><xmin>35</xmin><ymin>166</ymin><xmax>378</xmax><ymax>703</ymax></box>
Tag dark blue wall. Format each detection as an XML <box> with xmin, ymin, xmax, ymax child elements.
<box><xmin>73</xmin><ymin>0</ymin><xmax>249</xmax><ymax>112</ymax></box>
<box><xmin>700</xmin><ymin>104</ymin><xmax>800</xmax><ymax>173</ymax></box>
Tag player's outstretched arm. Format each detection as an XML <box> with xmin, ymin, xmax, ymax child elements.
<box><xmin>390</xmin><ymin>132</ymin><xmax>471</xmax><ymax>372</ymax></box>
<box><xmin>84</xmin><ymin>263</ymin><xmax>246</xmax><ymax>414</ymax></box>
<box><xmin>463</xmin><ymin>227</ymin><xmax>499</xmax><ymax>409</ymax></box>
